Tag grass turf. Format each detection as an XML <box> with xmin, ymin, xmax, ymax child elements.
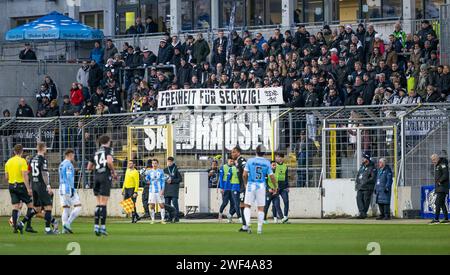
<box><xmin>0</xmin><ymin>217</ymin><xmax>449</xmax><ymax>255</ymax></box>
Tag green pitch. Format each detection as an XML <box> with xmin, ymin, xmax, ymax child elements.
<box><xmin>0</xmin><ymin>217</ymin><xmax>449</xmax><ymax>255</ymax></box>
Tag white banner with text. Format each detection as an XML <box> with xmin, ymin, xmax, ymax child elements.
<box><xmin>157</xmin><ymin>87</ymin><xmax>284</xmax><ymax>108</ymax></box>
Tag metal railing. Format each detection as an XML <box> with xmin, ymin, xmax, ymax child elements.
<box><xmin>440</xmin><ymin>4</ymin><xmax>450</xmax><ymax>66</ymax></box>
<box><xmin>1</xmin><ymin>103</ymin><xmax>450</xmax><ymax>190</ymax></box>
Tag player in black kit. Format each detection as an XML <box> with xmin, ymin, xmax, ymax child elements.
<box><xmin>30</xmin><ymin>142</ymin><xmax>58</xmax><ymax>234</ymax></box>
<box><xmin>231</xmin><ymin>146</ymin><xmax>248</xmax><ymax>232</ymax></box>
<box><xmin>87</xmin><ymin>135</ymin><xmax>118</xmax><ymax>236</ymax></box>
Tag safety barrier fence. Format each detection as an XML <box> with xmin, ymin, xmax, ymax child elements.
<box><xmin>1</xmin><ymin>103</ymin><xmax>450</xmax><ymax>191</ymax></box>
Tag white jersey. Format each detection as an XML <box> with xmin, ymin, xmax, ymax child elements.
<box><xmin>144</xmin><ymin>168</ymin><xmax>165</xmax><ymax>193</ymax></box>
<box><xmin>244</xmin><ymin>156</ymin><xmax>273</xmax><ymax>207</ymax></box>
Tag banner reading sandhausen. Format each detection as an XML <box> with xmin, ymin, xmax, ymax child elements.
<box><xmin>157</xmin><ymin>87</ymin><xmax>284</xmax><ymax>108</ymax></box>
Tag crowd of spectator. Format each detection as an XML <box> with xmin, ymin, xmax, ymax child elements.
<box><xmin>9</xmin><ymin>20</ymin><xmax>450</xmax><ymax>120</ymax></box>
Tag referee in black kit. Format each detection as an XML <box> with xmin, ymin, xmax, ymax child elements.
<box><xmin>430</xmin><ymin>154</ymin><xmax>449</xmax><ymax>224</ymax></box>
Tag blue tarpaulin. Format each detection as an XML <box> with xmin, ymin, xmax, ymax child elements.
<box><xmin>5</xmin><ymin>11</ymin><xmax>104</xmax><ymax>41</ymax></box>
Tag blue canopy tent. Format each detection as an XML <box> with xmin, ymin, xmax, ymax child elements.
<box><xmin>5</xmin><ymin>11</ymin><xmax>104</xmax><ymax>41</ymax></box>
<box><xmin>5</xmin><ymin>11</ymin><xmax>104</xmax><ymax>61</ymax></box>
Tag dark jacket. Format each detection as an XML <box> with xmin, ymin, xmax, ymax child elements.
<box><xmin>425</xmin><ymin>91</ymin><xmax>441</xmax><ymax>103</ymax></box>
<box><xmin>332</xmin><ymin>65</ymin><xmax>350</xmax><ymax>88</ymax></box>
<box><xmin>375</xmin><ymin>165</ymin><xmax>393</xmax><ymax>204</ymax></box>
<box><xmin>143</xmin><ymin>52</ymin><xmax>158</xmax><ymax>67</ymax></box>
<box><xmin>170</xmin><ymin>52</ymin><xmax>182</xmax><ymax>69</ymax></box>
<box><xmin>103</xmin><ymin>45</ymin><xmax>118</xmax><ymax>64</ymax></box>
<box><xmin>16</xmin><ymin>104</ymin><xmax>34</xmax><ymax>117</ymax></box>
<box><xmin>286</xmin><ymin>94</ymin><xmax>304</xmax><ymax>108</ymax></box>
<box><xmin>192</xmin><ymin>38</ymin><xmax>210</xmax><ymax>63</ymax></box>
<box><xmin>211</xmin><ymin>51</ymin><xmax>227</xmax><ymax>67</ymax></box>
<box><xmin>213</xmin><ymin>36</ymin><xmax>228</xmax><ymax>54</ymax></box>
<box><xmin>91</xmin><ymin>92</ymin><xmax>104</xmax><ymax>107</ymax></box>
<box><xmin>355</xmin><ymin>161</ymin><xmax>377</xmax><ymax>191</ymax></box>
<box><xmin>135</xmin><ymin>23</ymin><xmax>145</xmax><ymax>34</ymax></box>
<box><xmin>293</xmin><ymin>30</ymin><xmax>310</xmax><ymax>49</ymax></box>
<box><xmin>177</xmin><ymin>63</ymin><xmax>193</xmax><ymax>86</ymax></box>
<box><xmin>157</xmin><ymin>44</ymin><xmax>174</xmax><ymax>65</ymax></box>
<box><xmin>362</xmin><ymin>81</ymin><xmax>376</xmax><ymax>105</ymax></box>
<box><xmin>345</xmin><ymin>88</ymin><xmax>360</xmax><ymax>106</ymax></box>
<box><xmin>268</xmin><ymin>34</ymin><xmax>284</xmax><ymax>50</ymax></box>
<box><xmin>163</xmin><ymin>164</ymin><xmax>182</xmax><ymax>198</ymax></box>
<box><xmin>231</xmin><ymin>35</ymin><xmax>244</xmax><ymax>56</ymax></box>
<box><xmin>145</xmin><ymin>21</ymin><xmax>158</xmax><ymax>33</ymax></box>
<box><xmin>88</xmin><ymin>64</ymin><xmax>103</xmax><ymax>89</ymax></box>
<box><xmin>19</xmin><ymin>49</ymin><xmax>37</xmax><ymax>60</ymax></box>
<box><xmin>436</xmin><ymin>73</ymin><xmax>450</xmax><ymax>94</ymax></box>
<box><xmin>434</xmin><ymin>158</ymin><xmax>449</xmax><ymax>194</ymax></box>
<box><xmin>323</xmin><ymin>94</ymin><xmax>343</xmax><ymax>106</ymax></box>
<box><xmin>418</xmin><ymin>25</ymin><xmax>437</xmax><ymax>43</ymax></box>
<box><xmin>303</xmin><ymin>91</ymin><xmax>321</xmax><ymax>107</ymax></box>
<box><xmin>127</xmin><ymin>51</ymin><xmax>143</xmax><ymax>68</ymax></box>
<box><xmin>61</xmin><ymin>102</ymin><xmax>76</xmax><ymax>116</ymax></box>
<box><xmin>45</xmin><ymin>106</ymin><xmax>60</xmax><ymax>117</ymax></box>
<box><xmin>80</xmin><ymin>104</ymin><xmax>96</xmax><ymax>116</ymax></box>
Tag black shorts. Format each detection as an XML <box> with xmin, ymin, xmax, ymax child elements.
<box><xmin>32</xmin><ymin>183</ymin><xmax>53</xmax><ymax>207</ymax></box>
<box><xmin>9</xmin><ymin>183</ymin><xmax>32</xmax><ymax>205</ymax></box>
<box><xmin>93</xmin><ymin>174</ymin><xmax>112</xmax><ymax>197</ymax></box>
<box><xmin>142</xmin><ymin>185</ymin><xmax>149</xmax><ymax>204</ymax></box>
<box><xmin>239</xmin><ymin>185</ymin><xmax>246</xmax><ymax>203</ymax></box>
<box><xmin>239</xmin><ymin>191</ymin><xmax>246</xmax><ymax>203</ymax></box>
<box><xmin>124</xmin><ymin>187</ymin><xmax>136</xmax><ymax>202</ymax></box>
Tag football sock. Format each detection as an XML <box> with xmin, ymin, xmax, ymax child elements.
<box><xmin>94</xmin><ymin>205</ymin><xmax>101</xmax><ymax>226</ymax></box>
<box><xmin>44</xmin><ymin>210</ymin><xmax>52</xmax><ymax>232</ymax></box>
<box><xmin>68</xmin><ymin>206</ymin><xmax>81</xmax><ymax>225</ymax></box>
<box><xmin>160</xmin><ymin>208</ymin><xmax>165</xmax><ymax>221</ymax></box>
<box><xmin>150</xmin><ymin>209</ymin><xmax>155</xmax><ymax>221</ymax></box>
<box><xmin>100</xmin><ymin>206</ymin><xmax>107</xmax><ymax>225</ymax></box>
<box><xmin>257</xmin><ymin>211</ymin><xmax>264</xmax><ymax>232</ymax></box>
<box><xmin>12</xmin><ymin>209</ymin><xmax>19</xmax><ymax>227</ymax></box>
<box><xmin>143</xmin><ymin>204</ymin><xmax>150</xmax><ymax>216</ymax></box>
<box><xmin>62</xmin><ymin>207</ymin><xmax>71</xmax><ymax>226</ymax></box>
<box><xmin>240</xmin><ymin>207</ymin><xmax>247</xmax><ymax>226</ymax></box>
<box><xmin>244</xmin><ymin>208</ymin><xmax>251</xmax><ymax>229</ymax></box>
<box><xmin>133</xmin><ymin>205</ymin><xmax>138</xmax><ymax>217</ymax></box>
<box><xmin>22</xmin><ymin>208</ymin><xmax>36</xmax><ymax>228</ymax></box>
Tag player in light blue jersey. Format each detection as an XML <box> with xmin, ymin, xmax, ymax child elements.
<box><xmin>59</xmin><ymin>149</ymin><xmax>82</xmax><ymax>234</ymax></box>
<box><xmin>243</xmin><ymin>145</ymin><xmax>276</xmax><ymax>234</ymax></box>
<box><xmin>144</xmin><ymin>159</ymin><xmax>166</xmax><ymax>224</ymax></box>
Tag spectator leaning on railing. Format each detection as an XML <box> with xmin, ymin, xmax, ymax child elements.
<box><xmin>144</xmin><ymin>16</ymin><xmax>158</xmax><ymax>34</ymax></box>
<box><xmin>19</xmin><ymin>43</ymin><xmax>37</xmax><ymax>61</ymax></box>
